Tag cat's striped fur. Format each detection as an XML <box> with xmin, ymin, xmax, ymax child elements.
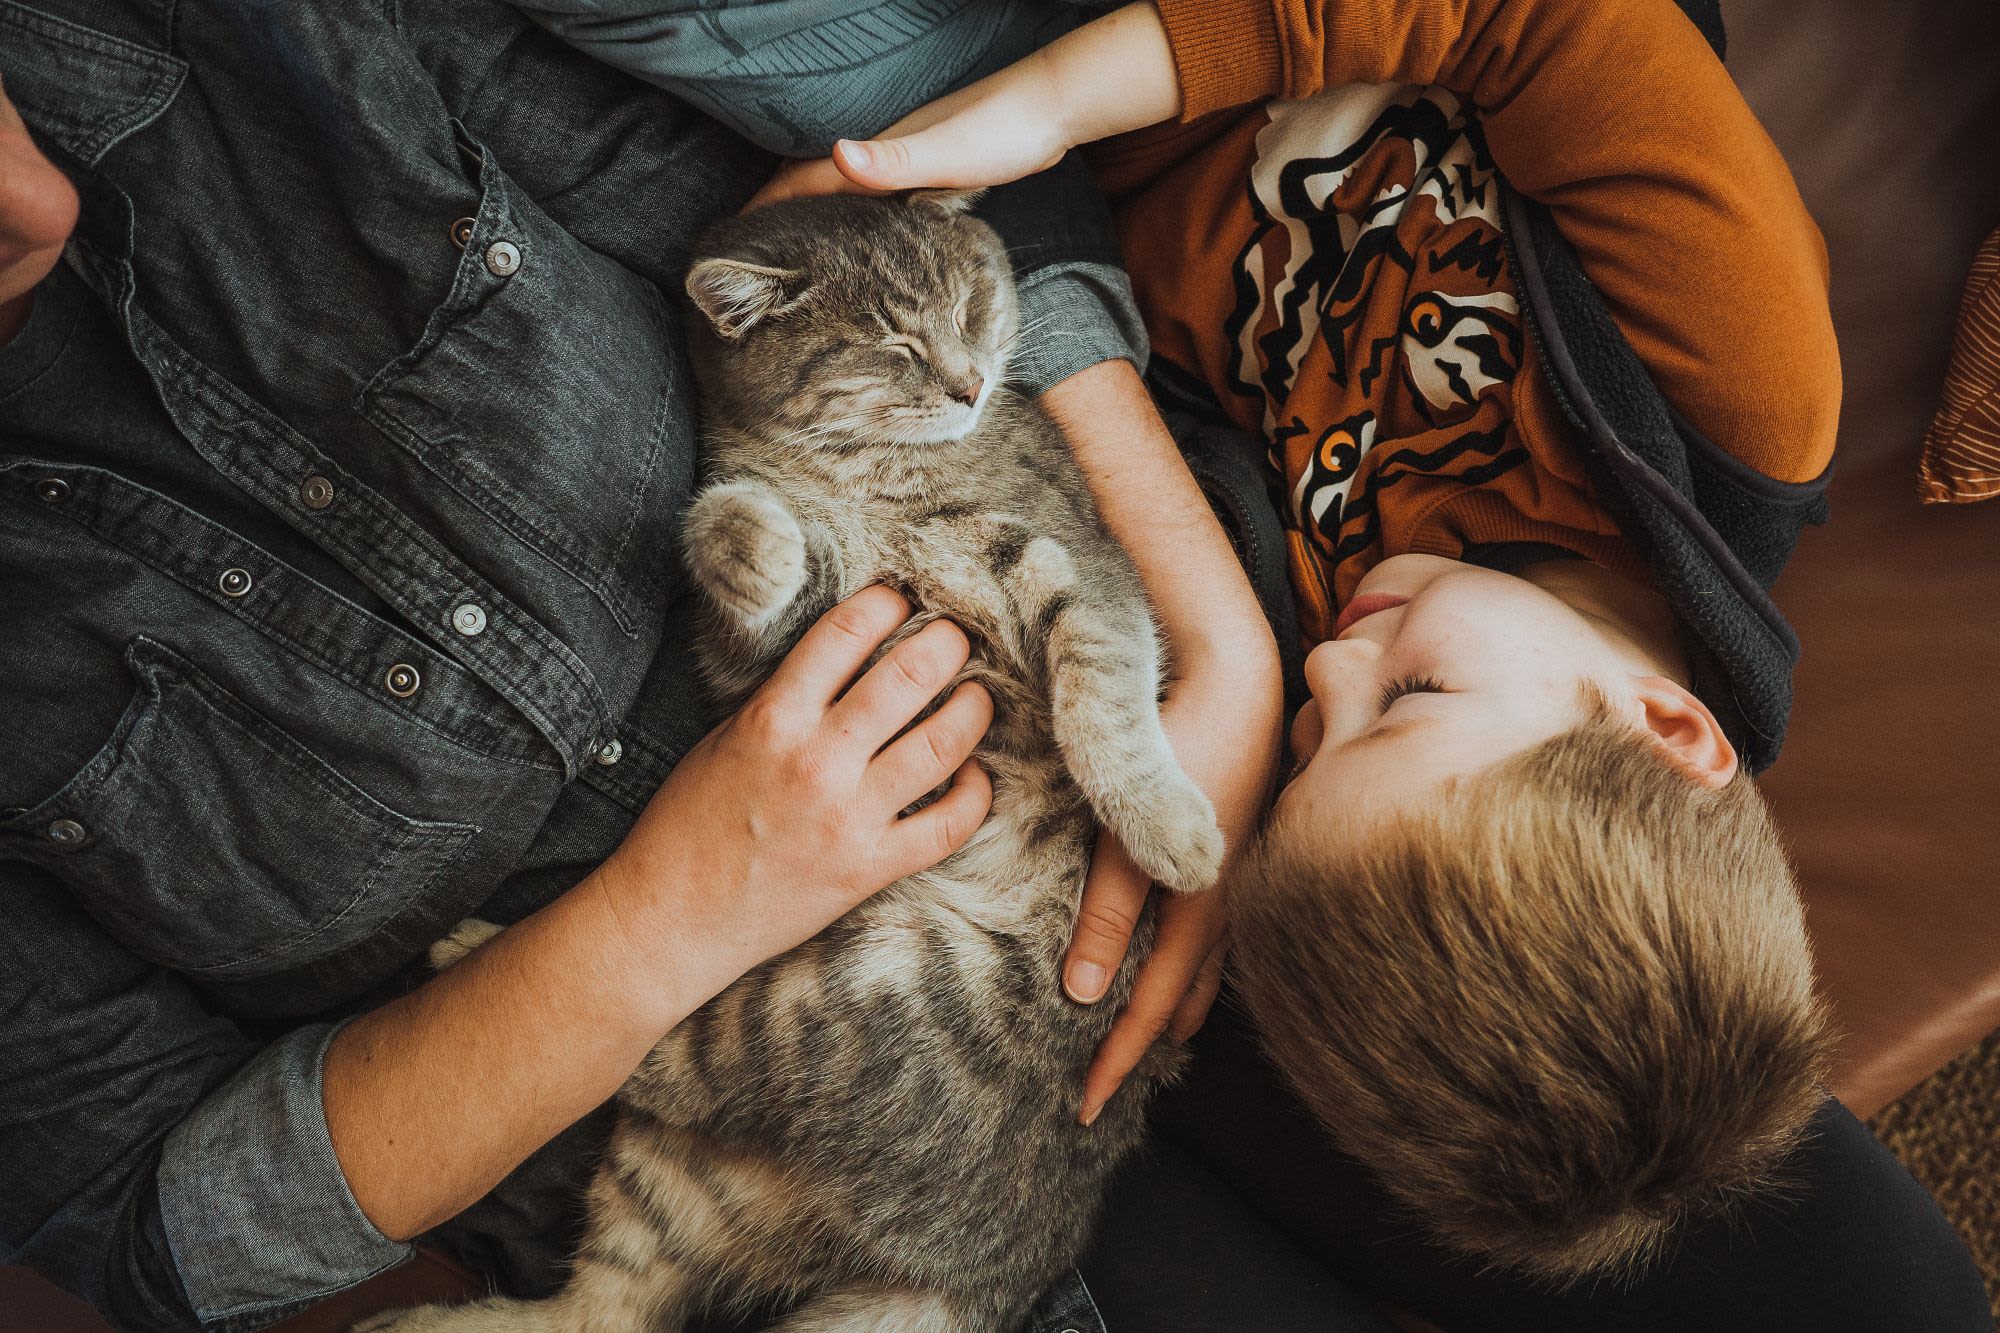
<box><xmin>356</xmin><ymin>192</ymin><xmax>1221</xmax><ymax>1333</ymax></box>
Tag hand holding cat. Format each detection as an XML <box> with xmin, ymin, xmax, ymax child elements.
<box><xmin>597</xmin><ymin>587</ymin><xmax>994</xmax><ymax>1010</ymax></box>
<box><xmin>744</xmin><ymin>1</ymin><xmax>1179</xmax><ymax>211</ymax></box>
<box><xmin>1069</xmin><ymin>671</ymin><xmax>1278</xmax><ymax>1125</ymax></box>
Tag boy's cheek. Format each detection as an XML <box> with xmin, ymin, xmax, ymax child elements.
<box><xmin>1288</xmin><ymin>699</ymin><xmax>1323</xmax><ymax>771</ymax></box>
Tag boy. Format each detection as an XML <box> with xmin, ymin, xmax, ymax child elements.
<box><xmin>751</xmin><ymin>0</ymin><xmax>1847</xmax><ymax>1282</ymax></box>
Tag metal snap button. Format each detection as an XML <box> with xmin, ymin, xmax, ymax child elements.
<box><xmin>449</xmin><ymin>216</ymin><xmax>476</xmax><ymax>249</ymax></box>
<box><xmin>451</xmin><ymin>602</ymin><xmax>487</xmax><ymax>636</ymax></box>
<box><xmin>594</xmin><ymin>738</ymin><xmax>623</xmax><ymax>767</ymax></box>
<box><xmin>34</xmin><ymin>477</ymin><xmax>70</xmax><ymax>503</ymax></box>
<box><xmin>217</xmin><ymin>567</ymin><xmax>254</xmax><ymax>598</ymax></box>
<box><xmin>384</xmin><ymin>663</ymin><xmax>421</xmax><ymax>698</ymax></box>
<box><xmin>299</xmin><ymin>475</ymin><xmax>336</xmax><ymax>510</ymax></box>
<box><xmin>484</xmin><ymin>240</ymin><xmax>521</xmax><ymax>277</ymax></box>
<box><xmin>47</xmin><ymin>818</ymin><xmax>86</xmax><ymax>847</ymax></box>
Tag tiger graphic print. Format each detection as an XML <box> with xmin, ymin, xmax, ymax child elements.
<box><xmin>1223</xmin><ymin>83</ymin><xmax>1531</xmax><ymax>639</ymax></box>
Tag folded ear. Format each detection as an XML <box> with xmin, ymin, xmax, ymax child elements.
<box><xmin>907</xmin><ymin>188</ymin><xmax>987</xmax><ymax>216</ymax></box>
<box><xmin>685</xmin><ymin>258</ymin><xmax>807</xmax><ymax>340</ymax></box>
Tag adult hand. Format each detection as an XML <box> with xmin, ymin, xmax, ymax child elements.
<box><xmin>0</xmin><ymin>76</ymin><xmax>80</xmax><ymax>345</ymax></box>
<box><xmin>1068</xmin><ymin>665</ymin><xmax>1278</xmax><ymax>1125</ymax></box>
<box><xmin>602</xmin><ymin>586</ymin><xmax>994</xmax><ymax>1010</ymax></box>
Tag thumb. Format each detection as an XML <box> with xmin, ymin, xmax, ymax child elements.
<box><xmin>833</xmin><ymin>130</ymin><xmax>992</xmax><ymax>192</ymax></box>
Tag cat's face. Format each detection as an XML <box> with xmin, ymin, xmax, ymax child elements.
<box><xmin>684</xmin><ymin>192</ymin><xmax>1017</xmax><ymax>447</ymax></box>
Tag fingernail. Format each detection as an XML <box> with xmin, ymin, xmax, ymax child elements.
<box><xmin>1080</xmin><ymin>1081</ymin><xmax>1122</xmax><ymax>1128</ymax></box>
<box><xmin>838</xmin><ymin>139</ymin><xmax>873</xmax><ymax>170</ymax></box>
<box><xmin>1064</xmin><ymin>961</ymin><xmax>1108</xmax><ymax>1004</ymax></box>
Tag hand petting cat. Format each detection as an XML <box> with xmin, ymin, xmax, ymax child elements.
<box><xmin>743</xmin><ymin>0</ymin><xmax>1285</xmax><ymax>1124</ymax></box>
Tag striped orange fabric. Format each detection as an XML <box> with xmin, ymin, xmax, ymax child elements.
<box><xmin>1919</xmin><ymin>227</ymin><xmax>2000</xmax><ymax>504</ymax></box>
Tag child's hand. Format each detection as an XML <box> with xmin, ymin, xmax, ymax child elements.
<box><xmin>745</xmin><ymin>1</ymin><xmax>1178</xmax><ymax>213</ymax></box>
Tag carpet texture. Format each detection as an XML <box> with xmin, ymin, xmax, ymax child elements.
<box><xmin>1869</xmin><ymin>1026</ymin><xmax>2000</xmax><ymax>1321</ymax></box>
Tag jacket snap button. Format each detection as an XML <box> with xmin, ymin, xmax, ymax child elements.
<box><xmin>217</xmin><ymin>567</ymin><xmax>254</xmax><ymax>598</ymax></box>
<box><xmin>594</xmin><ymin>739</ymin><xmax>623</xmax><ymax>767</ymax></box>
<box><xmin>451</xmin><ymin>602</ymin><xmax>487</xmax><ymax>636</ymax></box>
<box><xmin>34</xmin><ymin>477</ymin><xmax>69</xmax><ymax>503</ymax></box>
<box><xmin>47</xmin><ymin>818</ymin><xmax>86</xmax><ymax>847</ymax></box>
<box><xmin>449</xmin><ymin>216</ymin><xmax>476</xmax><ymax>249</ymax></box>
<box><xmin>384</xmin><ymin>663</ymin><xmax>421</xmax><ymax>698</ymax></box>
<box><xmin>299</xmin><ymin>475</ymin><xmax>336</xmax><ymax>510</ymax></box>
<box><xmin>484</xmin><ymin>240</ymin><xmax>521</xmax><ymax>277</ymax></box>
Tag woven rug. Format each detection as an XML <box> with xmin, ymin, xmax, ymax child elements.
<box><xmin>1868</xmin><ymin>1027</ymin><xmax>2000</xmax><ymax>1320</ymax></box>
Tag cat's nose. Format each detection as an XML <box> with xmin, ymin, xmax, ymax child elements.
<box><xmin>952</xmin><ymin>375</ymin><xmax>985</xmax><ymax>407</ymax></box>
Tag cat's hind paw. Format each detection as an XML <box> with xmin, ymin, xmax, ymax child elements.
<box><xmin>429</xmin><ymin>918</ymin><xmax>504</xmax><ymax>972</ymax></box>
<box><xmin>685</xmin><ymin>481</ymin><xmax>807</xmax><ymax>628</ymax></box>
<box><xmin>1116</xmin><ymin>774</ymin><xmax>1225</xmax><ymax>895</ymax></box>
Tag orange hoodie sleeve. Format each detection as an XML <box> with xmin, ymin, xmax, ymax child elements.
<box><xmin>1151</xmin><ymin>0</ymin><xmax>1840</xmax><ymax>483</ymax></box>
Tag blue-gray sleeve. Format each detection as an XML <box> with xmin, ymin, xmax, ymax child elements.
<box><xmin>509</xmin><ymin>0</ymin><xmax>1084</xmax><ymax>156</ymax></box>
<box><xmin>0</xmin><ymin>863</ymin><xmax>409</xmax><ymax>1333</ymax></box>
<box><xmin>508</xmin><ymin>0</ymin><xmax>1146</xmax><ymax>389</ymax></box>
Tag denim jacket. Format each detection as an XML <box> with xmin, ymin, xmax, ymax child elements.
<box><xmin>0</xmin><ymin>2</ymin><xmax>1137</xmax><ymax>1329</ymax></box>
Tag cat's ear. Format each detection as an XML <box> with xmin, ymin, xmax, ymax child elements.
<box><xmin>907</xmin><ymin>188</ymin><xmax>987</xmax><ymax>216</ymax></box>
<box><xmin>685</xmin><ymin>258</ymin><xmax>807</xmax><ymax>340</ymax></box>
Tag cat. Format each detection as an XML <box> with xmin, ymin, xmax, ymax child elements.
<box><xmin>356</xmin><ymin>190</ymin><xmax>1223</xmax><ymax>1333</ymax></box>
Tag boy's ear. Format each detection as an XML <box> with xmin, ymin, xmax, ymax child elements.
<box><xmin>685</xmin><ymin>258</ymin><xmax>807</xmax><ymax>340</ymax></box>
<box><xmin>907</xmin><ymin>187</ymin><xmax>987</xmax><ymax>216</ymax></box>
<box><xmin>1630</xmin><ymin>676</ymin><xmax>1738</xmax><ymax>789</ymax></box>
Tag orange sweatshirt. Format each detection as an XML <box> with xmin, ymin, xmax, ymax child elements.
<box><xmin>1090</xmin><ymin>0</ymin><xmax>1841</xmax><ymax>641</ymax></box>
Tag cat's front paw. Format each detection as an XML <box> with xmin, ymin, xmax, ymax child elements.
<box><xmin>1119</xmin><ymin>774</ymin><xmax>1225</xmax><ymax>894</ymax></box>
<box><xmin>684</xmin><ymin>482</ymin><xmax>807</xmax><ymax>627</ymax></box>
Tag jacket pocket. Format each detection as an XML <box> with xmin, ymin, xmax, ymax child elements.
<box><xmin>358</xmin><ymin>128</ymin><xmax>691</xmax><ymax>629</ymax></box>
<box><xmin>4</xmin><ymin>637</ymin><xmax>476</xmax><ymax>978</ymax></box>
<box><xmin>0</xmin><ymin>3</ymin><xmax>185</xmax><ymax>167</ymax></box>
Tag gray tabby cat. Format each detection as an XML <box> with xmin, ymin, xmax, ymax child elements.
<box><xmin>358</xmin><ymin>191</ymin><xmax>1222</xmax><ymax>1333</ymax></box>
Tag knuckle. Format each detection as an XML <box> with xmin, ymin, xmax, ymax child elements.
<box><xmin>1074</xmin><ymin>902</ymin><xmax>1140</xmax><ymax>954</ymax></box>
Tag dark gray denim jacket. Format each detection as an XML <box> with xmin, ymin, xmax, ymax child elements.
<box><xmin>0</xmin><ymin>2</ymin><xmax>1137</xmax><ymax>1329</ymax></box>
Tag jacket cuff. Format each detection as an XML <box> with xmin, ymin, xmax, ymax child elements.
<box><xmin>1010</xmin><ymin>261</ymin><xmax>1150</xmax><ymax>396</ymax></box>
<box><xmin>157</xmin><ymin>1021</ymin><xmax>412</xmax><ymax>1332</ymax></box>
<box><xmin>1154</xmin><ymin>0</ymin><xmax>1284</xmax><ymax>120</ymax></box>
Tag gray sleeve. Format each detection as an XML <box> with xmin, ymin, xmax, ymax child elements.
<box><xmin>507</xmin><ymin>0</ymin><xmax>1085</xmax><ymax>155</ymax></box>
<box><xmin>0</xmin><ymin>863</ymin><xmax>409</xmax><ymax>1333</ymax></box>
<box><xmin>974</xmin><ymin>154</ymin><xmax>1149</xmax><ymax>395</ymax></box>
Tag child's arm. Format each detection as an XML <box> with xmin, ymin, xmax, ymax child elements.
<box><xmin>748</xmin><ymin>1</ymin><xmax>1180</xmax><ymax>206</ymax></box>
<box><xmin>775</xmin><ymin>0</ymin><xmax>1840</xmax><ymax>486</ymax></box>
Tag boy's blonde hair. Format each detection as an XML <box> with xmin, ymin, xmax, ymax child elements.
<box><xmin>1231</xmin><ymin>700</ymin><xmax>1831</xmax><ymax>1282</ymax></box>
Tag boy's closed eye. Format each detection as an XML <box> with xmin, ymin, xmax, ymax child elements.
<box><xmin>1375</xmin><ymin>673</ymin><xmax>1446</xmax><ymax>715</ymax></box>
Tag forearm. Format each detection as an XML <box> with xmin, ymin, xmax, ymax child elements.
<box><xmin>1040</xmin><ymin>359</ymin><xmax>1279</xmax><ymax>685</ymax></box>
<box><xmin>324</xmin><ymin>857</ymin><xmax>723</xmax><ymax>1241</ymax></box>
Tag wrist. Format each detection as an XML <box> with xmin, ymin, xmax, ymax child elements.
<box><xmin>573</xmin><ymin>846</ymin><xmax>745</xmax><ymax>1037</ymax></box>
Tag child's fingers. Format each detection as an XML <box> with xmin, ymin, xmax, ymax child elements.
<box><xmin>1167</xmin><ymin>936</ymin><xmax>1230</xmax><ymax>1043</ymax></box>
<box><xmin>1077</xmin><ymin>886</ymin><xmax>1230</xmax><ymax>1125</ymax></box>
<box><xmin>1062</xmin><ymin>830</ymin><xmax>1149</xmax><ymax>1006</ymax></box>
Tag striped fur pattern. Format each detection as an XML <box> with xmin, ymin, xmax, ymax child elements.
<box><xmin>357</xmin><ymin>193</ymin><xmax>1221</xmax><ymax>1333</ymax></box>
